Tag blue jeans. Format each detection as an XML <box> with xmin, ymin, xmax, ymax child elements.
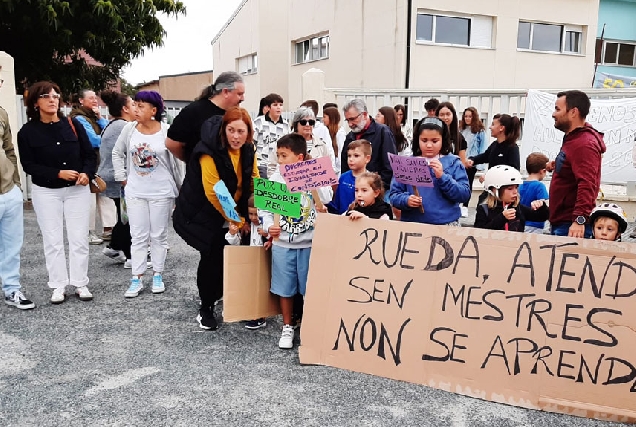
<box><xmin>0</xmin><ymin>185</ymin><xmax>23</xmax><ymax>296</ymax></box>
<box><xmin>551</xmin><ymin>222</ymin><xmax>593</xmax><ymax>238</ymax></box>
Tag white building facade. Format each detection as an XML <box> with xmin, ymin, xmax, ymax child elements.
<box><xmin>212</xmin><ymin>0</ymin><xmax>601</xmax><ymax>112</ymax></box>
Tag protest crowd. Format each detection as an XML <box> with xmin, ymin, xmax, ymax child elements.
<box><xmin>2</xmin><ymin>71</ymin><xmax>635</xmax><ymax>351</ymax></box>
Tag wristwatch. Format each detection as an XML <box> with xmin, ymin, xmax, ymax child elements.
<box><xmin>575</xmin><ymin>215</ymin><xmax>586</xmax><ymax>225</ymax></box>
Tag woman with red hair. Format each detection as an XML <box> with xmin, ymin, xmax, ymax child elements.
<box><xmin>173</xmin><ymin>107</ymin><xmax>259</xmax><ymax>330</ymax></box>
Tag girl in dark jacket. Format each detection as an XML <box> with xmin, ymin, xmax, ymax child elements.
<box><xmin>474</xmin><ymin>165</ymin><xmax>548</xmax><ymax>232</ymax></box>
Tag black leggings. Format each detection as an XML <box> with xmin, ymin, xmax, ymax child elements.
<box><xmin>197</xmin><ymin>233</ymin><xmax>227</xmax><ymax>310</ymax></box>
<box><xmin>109</xmin><ymin>198</ymin><xmax>132</xmax><ymax>259</ymax></box>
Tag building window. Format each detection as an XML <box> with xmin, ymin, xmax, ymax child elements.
<box><xmin>596</xmin><ymin>39</ymin><xmax>636</xmax><ymax>67</ymax></box>
<box><xmin>415</xmin><ymin>12</ymin><xmax>493</xmax><ymax>48</ymax></box>
<box><xmin>237</xmin><ymin>53</ymin><xmax>257</xmax><ymax>75</ymax></box>
<box><xmin>517</xmin><ymin>21</ymin><xmax>583</xmax><ymax>54</ymax></box>
<box><xmin>294</xmin><ymin>34</ymin><xmax>329</xmax><ymax>64</ymax></box>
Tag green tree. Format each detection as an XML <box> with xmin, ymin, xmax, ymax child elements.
<box><xmin>119</xmin><ymin>77</ymin><xmax>136</xmax><ymax>98</ymax></box>
<box><xmin>0</xmin><ymin>0</ymin><xmax>185</xmax><ymax>97</ymax></box>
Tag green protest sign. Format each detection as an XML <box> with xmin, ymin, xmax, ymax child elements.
<box><xmin>253</xmin><ymin>178</ymin><xmax>302</xmax><ymax>217</ymax></box>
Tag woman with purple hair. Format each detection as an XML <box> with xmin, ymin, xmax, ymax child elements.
<box><xmin>113</xmin><ymin>91</ymin><xmax>182</xmax><ymax>298</ymax></box>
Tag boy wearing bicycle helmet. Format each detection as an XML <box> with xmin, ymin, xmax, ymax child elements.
<box><xmin>589</xmin><ymin>203</ymin><xmax>628</xmax><ymax>241</ymax></box>
<box><xmin>474</xmin><ymin>165</ymin><xmax>549</xmax><ymax>232</ymax></box>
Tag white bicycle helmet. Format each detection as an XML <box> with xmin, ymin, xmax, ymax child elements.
<box><xmin>483</xmin><ymin>165</ymin><xmax>523</xmax><ymax>197</ymax></box>
<box><xmin>589</xmin><ymin>203</ymin><xmax>628</xmax><ymax>233</ymax></box>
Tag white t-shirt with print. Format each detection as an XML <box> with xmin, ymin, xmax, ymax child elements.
<box><xmin>126</xmin><ymin>129</ymin><xmax>178</xmax><ymax>199</ymax></box>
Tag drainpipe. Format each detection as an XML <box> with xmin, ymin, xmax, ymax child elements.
<box><xmin>592</xmin><ymin>23</ymin><xmax>606</xmax><ymax>87</ymax></box>
<box><xmin>404</xmin><ymin>0</ymin><xmax>413</xmax><ymax>120</ymax></box>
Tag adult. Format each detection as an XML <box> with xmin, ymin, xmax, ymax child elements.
<box><xmin>288</xmin><ymin>107</ymin><xmax>334</xmax><ymax>203</ymax></box>
<box><xmin>98</xmin><ymin>90</ymin><xmax>136</xmax><ymax>266</ymax></box>
<box><xmin>173</xmin><ymin>107</ymin><xmax>258</xmax><ymax>330</ymax></box>
<box><xmin>467</xmin><ymin>114</ymin><xmax>521</xmax><ymax>205</ymax></box>
<box><xmin>394</xmin><ymin>104</ymin><xmax>413</xmax><ymax>154</ymax></box>
<box><xmin>376</xmin><ymin>106</ymin><xmax>408</xmax><ymax>156</ymax></box>
<box><xmin>113</xmin><ymin>91</ymin><xmax>180</xmax><ymax>298</ymax></box>
<box><xmin>17</xmin><ymin>81</ymin><xmax>96</xmax><ymax>304</ymax></box>
<box><xmin>0</xmin><ymin>78</ymin><xmax>35</xmax><ymax>310</ymax></box>
<box><xmin>424</xmin><ymin>98</ymin><xmax>440</xmax><ymax>118</ymax></box>
<box><xmin>70</xmin><ymin>89</ymin><xmax>113</xmax><ymax>245</ymax></box>
<box><xmin>166</xmin><ymin>71</ymin><xmax>245</xmax><ymax>163</ymax></box>
<box><xmin>547</xmin><ymin>90</ymin><xmax>605</xmax><ymax>238</ymax></box>
<box><xmin>300</xmin><ymin>100</ymin><xmax>334</xmax><ymax>161</ymax></box>
<box><xmin>341</xmin><ymin>99</ymin><xmax>397</xmax><ymax>191</ymax></box>
<box><xmin>253</xmin><ymin>93</ymin><xmax>289</xmax><ymax>178</ymax></box>
<box><xmin>460</xmin><ymin>107</ymin><xmax>487</xmax><ymax>207</ymax></box>
<box><xmin>322</xmin><ymin>107</ymin><xmax>346</xmax><ymax>176</ymax></box>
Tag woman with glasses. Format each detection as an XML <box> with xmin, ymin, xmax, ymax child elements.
<box><xmin>281</xmin><ymin>106</ymin><xmax>335</xmax><ymax>203</ymax></box>
<box><xmin>17</xmin><ymin>81</ymin><xmax>96</xmax><ymax>304</ymax></box>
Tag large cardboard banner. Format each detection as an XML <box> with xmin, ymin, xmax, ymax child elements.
<box><xmin>223</xmin><ymin>246</ymin><xmax>280</xmax><ymax>322</ymax></box>
<box><xmin>300</xmin><ymin>215</ymin><xmax>636</xmax><ymax>423</ymax></box>
<box><xmin>520</xmin><ymin>90</ymin><xmax>636</xmax><ymax>183</ymax></box>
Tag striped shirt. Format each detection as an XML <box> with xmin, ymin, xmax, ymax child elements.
<box><xmin>253</xmin><ymin>114</ymin><xmax>290</xmax><ymax>173</ymax></box>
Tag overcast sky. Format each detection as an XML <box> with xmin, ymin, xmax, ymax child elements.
<box><xmin>121</xmin><ymin>0</ymin><xmax>242</xmax><ymax>85</ymax></box>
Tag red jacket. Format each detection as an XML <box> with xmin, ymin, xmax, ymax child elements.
<box><xmin>549</xmin><ymin>124</ymin><xmax>606</xmax><ymax>225</ymax></box>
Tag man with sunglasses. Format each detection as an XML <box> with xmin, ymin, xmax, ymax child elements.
<box><xmin>341</xmin><ymin>98</ymin><xmax>397</xmax><ymax>191</ymax></box>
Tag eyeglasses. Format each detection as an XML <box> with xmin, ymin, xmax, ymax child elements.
<box><xmin>298</xmin><ymin>119</ymin><xmax>315</xmax><ymax>126</ymax></box>
<box><xmin>344</xmin><ymin>113</ymin><xmax>362</xmax><ymax>123</ymax></box>
<box><xmin>39</xmin><ymin>93</ymin><xmax>61</xmax><ymax>100</ymax></box>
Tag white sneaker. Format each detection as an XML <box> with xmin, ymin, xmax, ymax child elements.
<box><xmin>51</xmin><ymin>288</ymin><xmax>65</xmax><ymax>304</ymax></box>
<box><xmin>278</xmin><ymin>324</ymin><xmax>295</xmax><ymax>349</ymax></box>
<box><xmin>151</xmin><ymin>274</ymin><xmax>165</xmax><ymax>294</ymax></box>
<box><xmin>103</xmin><ymin>247</ymin><xmax>126</xmax><ymax>263</ymax></box>
<box><xmin>460</xmin><ymin>206</ymin><xmax>469</xmax><ymax>218</ymax></box>
<box><xmin>125</xmin><ymin>277</ymin><xmax>143</xmax><ymax>298</ymax></box>
<box><xmin>75</xmin><ymin>286</ymin><xmax>93</xmax><ymax>301</ymax></box>
<box><xmin>89</xmin><ymin>232</ymin><xmax>103</xmax><ymax>245</ymax></box>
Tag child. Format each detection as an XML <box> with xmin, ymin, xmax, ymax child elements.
<box><xmin>519</xmin><ymin>152</ymin><xmax>549</xmax><ymax>234</ymax></box>
<box><xmin>327</xmin><ymin>140</ymin><xmax>371</xmax><ymax>214</ymax></box>
<box><xmin>226</xmin><ymin>195</ymin><xmax>270</xmax><ymax>330</ymax></box>
<box><xmin>589</xmin><ymin>203</ymin><xmax>628</xmax><ymax>241</ymax></box>
<box><xmin>260</xmin><ymin>133</ymin><xmax>317</xmax><ymax>350</ymax></box>
<box><xmin>474</xmin><ymin>165</ymin><xmax>548</xmax><ymax>232</ymax></box>
<box><xmin>389</xmin><ymin>117</ymin><xmax>470</xmax><ymax>226</ymax></box>
<box><xmin>346</xmin><ymin>172</ymin><xmax>393</xmax><ymax>220</ymax></box>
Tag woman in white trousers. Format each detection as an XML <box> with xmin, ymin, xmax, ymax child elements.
<box><xmin>17</xmin><ymin>81</ymin><xmax>96</xmax><ymax>304</ymax></box>
<box><xmin>113</xmin><ymin>90</ymin><xmax>180</xmax><ymax>298</ymax></box>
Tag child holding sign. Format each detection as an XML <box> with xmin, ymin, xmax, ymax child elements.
<box><xmin>261</xmin><ymin>134</ymin><xmax>317</xmax><ymax>349</ymax></box>
<box><xmin>327</xmin><ymin>140</ymin><xmax>371</xmax><ymax>214</ymax></box>
<box><xmin>389</xmin><ymin>118</ymin><xmax>470</xmax><ymax>226</ymax></box>
<box><xmin>346</xmin><ymin>172</ymin><xmax>393</xmax><ymax>220</ymax></box>
<box><xmin>474</xmin><ymin>165</ymin><xmax>548</xmax><ymax>232</ymax></box>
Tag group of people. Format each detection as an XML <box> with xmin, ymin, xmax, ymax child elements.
<box><xmin>0</xmin><ymin>71</ymin><xmax>631</xmax><ymax>351</ymax></box>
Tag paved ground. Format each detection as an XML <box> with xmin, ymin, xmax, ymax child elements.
<box><xmin>0</xmin><ymin>207</ymin><xmax>630</xmax><ymax>426</ymax></box>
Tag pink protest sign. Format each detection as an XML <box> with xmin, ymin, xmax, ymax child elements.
<box><xmin>388</xmin><ymin>153</ymin><xmax>434</xmax><ymax>187</ymax></box>
<box><xmin>279</xmin><ymin>156</ymin><xmax>338</xmax><ymax>193</ymax></box>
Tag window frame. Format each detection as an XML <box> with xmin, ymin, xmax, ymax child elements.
<box><xmin>293</xmin><ymin>34</ymin><xmax>329</xmax><ymax>65</ymax></box>
<box><xmin>596</xmin><ymin>39</ymin><xmax>636</xmax><ymax>67</ymax></box>
<box><xmin>517</xmin><ymin>21</ymin><xmax>583</xmax><ymax>55</ymax></box>
<box><xmin>237</xmin><ymin>53</ymin><xmax>258</xmax><ymax>75</ymax></box>
<box><xmin>415</xmin><ymin>12</ymin><xmax>492</xmax><ymax>48</ymax></box>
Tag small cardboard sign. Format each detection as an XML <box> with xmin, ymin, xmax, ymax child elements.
<box><xmin>253</xmin><ymin>178</ymin><xmax>302</xmax><ymax>217</ymax></box>
<box><xmin>300</xmin><ymin>214</ymin><xmax>636</xmax><ymax>423</ymax></box>
<box><xmin>388</xmin><ymin>152</ymin><xmax>433</xmax><ymax>187</ymax></box>
<box><xmin>223</xmin><ymin>246</ymin><xmax>281</xmax><ymax>322</ymax></box>
<box><xmin>213</xmin><ymin>180</ymin><xmax>242</xmax><ymax>223</ymax></box>
<box><xmin>279</xmin><ymin>157</ymin><xmax>338</xmax><ymax>192</ymax></box>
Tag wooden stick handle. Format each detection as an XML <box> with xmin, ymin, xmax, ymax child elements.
<box><xmin>273</xmin><ymin>214</ymin><xmax>280</xmax><ymax>241</ymax></box>
<box><xmin>311</xmin><ymin>189</ymin><xmax>325</xmax><ymax>211</ymax></box>
<box><xmin>412</xmin><ymin>186</ymin><xmax>424</xmax><ymax>214</ymax></box>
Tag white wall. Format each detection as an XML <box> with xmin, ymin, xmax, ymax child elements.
<box><xmin>0</xmin><ymin>52</ymin><xmax>25</xmax><ymax>186</ymax></box>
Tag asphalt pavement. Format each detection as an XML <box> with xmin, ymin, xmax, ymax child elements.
<box><xmin>0</xmin><ymin>207</ymin><xmax>629</xmax><ymax>426</ymax></box>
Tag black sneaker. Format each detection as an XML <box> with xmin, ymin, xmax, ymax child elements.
<box><xmin>196</xmin><ymin>308</ymin><xmax>218</xmax><ymax>331</ymax></box>
<box><xmin>245</xmin><ymin>318</ymin><xmax>266</xmax><ymax>330</ymax></box>
<box><xmin>4</xmin><ymin>291</ymin><xmax>36</xmax><ymax>310</ymax></box>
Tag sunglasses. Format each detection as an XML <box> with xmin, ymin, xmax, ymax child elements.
<box><xmin>298</xmin><ymin>119</ymin><xmax>315</xmax><ymax>126</ymax></box>
<box><xmin>39</xmin><ymin>93</ymin><xmax>61</xmax><ymax>100</ymax></box>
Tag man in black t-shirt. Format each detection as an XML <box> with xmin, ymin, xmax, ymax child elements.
<box><xmin>166</xmin><ymin>71</ymin><xmax>246</xmax><ymax>163</ymax></box>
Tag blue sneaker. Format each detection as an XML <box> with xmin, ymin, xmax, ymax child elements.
<box><xmin>125</xmin><ymin>277</ymin><xmax>143</xmax><ymax>298</ymax></box>
<box><xmin>152</xmin><ymin>274</ymin><xmax>165</xmax><ymax>294</ymax></box>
